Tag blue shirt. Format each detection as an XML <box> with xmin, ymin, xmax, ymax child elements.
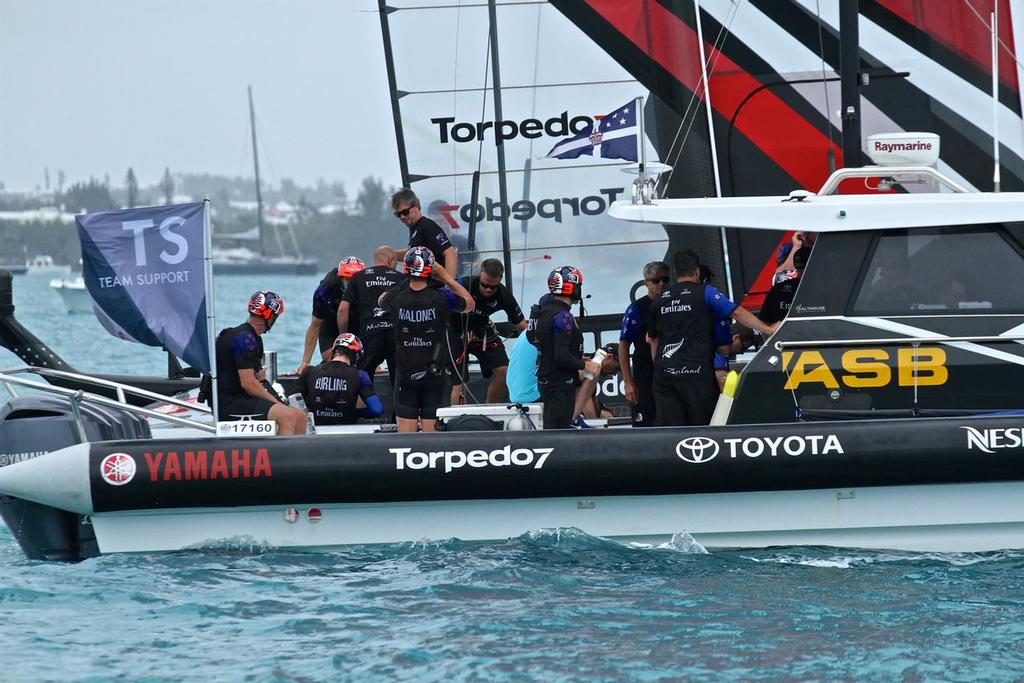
<box><xmin>507</xmin><ymin>336</ymin><xmax>540</xmax><ymax>402</ymax></box>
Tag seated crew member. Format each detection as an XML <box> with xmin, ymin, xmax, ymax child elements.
<box><xmin>380</xmin><ymin>247</ymin><xmax>474</xmax><ymax>433</ymax></box>
<box><xmin>618</xmin><ymin>261</ymin><xmax>670</xmax><ymax>427</ymax></box>
<box><xmin>449</xmin><ymin>258</ymin><xmax>527</xmax><ymax>405</ymax></box>
<box><xmin>530</xmin><ymin>266</ymin><xmax>601</xmax><ymax>430</ymax></box>
<box><xmin>216</xmin><ymin>290</ymin><xmax>306</xmax><ymax>435</ymax></box>
<box><xmin>338</xmin><ymin>245</ymin><xmax>406</xmax><ymax>391</ymax></box>
<box><xmin>647</xmin><ymin>250</ymin><xmax>776</xmax><ymax>427</ymax></box>
<box><xmin>760</xmin><ymin>246</ymin><xmax>811</xmax><ymax>325</ymax></box>
<box><xmin>571</xmin><ymin>343</ymin><xmax>621</xmax><ymax>427</ymax></box>
<box><xmin>391</xmin><ymin>188</ymin><xmax>458</xmax><ymax>276</ymax></box>
<box><xmin>297</xmin><ymin>333</ymin><xmax>383</xmax><ymax>425</ymax></box>
<box><xmin>296</xmin><ymin>256</ymin><xmax>366</xmax><ymax>374</ymax></box>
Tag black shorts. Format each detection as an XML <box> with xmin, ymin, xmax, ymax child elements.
<box><xmin>395</xmin><ymin>373</ymin><xmax>447</xmax><ymax>420</ymax></box>
<box><xmin>359</xmin><ymin>331</ymin><xmax>396</xmax><ymax>380</ymax></box>
<box><xmin>448</xmin><ymin>331</ymin><xmax>509</xmax><ymax>386</ymax></box>
<box><xmin>653</xmin><ymin>372</ymin><xmax>718</xmax><ymax>427</ymax></box>
<box><xmin>539</xmin><ymin>381</ymin><xmax>576</xmax><ymax>430</ymax></box>
<box><xmin>219</xmin><ymin>395</ymin><xmax>276</xmax><ymax>421</ymax></box>
<box><xmin>631</xmin><ymin>376</ymin><xmax>657</xmax><ymax>428</ymax></box>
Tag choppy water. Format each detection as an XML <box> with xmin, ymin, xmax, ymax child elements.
<box><xmin>4</xmin><ymin>274</ymin><xmax>1024</xmax><ymax>680</ymax></box>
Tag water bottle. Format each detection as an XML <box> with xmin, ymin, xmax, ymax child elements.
<box><xmin>583</xmin><ymin>348</ymin><xmax>608</xmax><ymax>381</ymax></box>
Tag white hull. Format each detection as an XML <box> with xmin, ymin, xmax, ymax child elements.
<box><xmin>50</xmin><ymin>278</ymin><xmax>92</xmax><ymax>314</ymax></box>
<box><xmin>90</xmin><ymin>480</ymin><xmax>1024</xmax><ymax>555</ymax></box>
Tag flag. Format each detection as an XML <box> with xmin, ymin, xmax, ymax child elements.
<box><xmin>544</xmin><ymin>100</ymin><xmax>639</xmax><ymax>162</ymax></box>
<box><xmin>76</xmin><ymin>202</ymin><xmax>212</xmax><ymax>372</ymax></box>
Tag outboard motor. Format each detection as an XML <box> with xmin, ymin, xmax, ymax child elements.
<box><xmin>0</xmin><ymin>395</ymin><xmax>151</xmax><ymax>561</ymax></box>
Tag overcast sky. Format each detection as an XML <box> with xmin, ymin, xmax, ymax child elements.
<box><xmin>0</xmin><ymin>0</ymin><xmax>401</xmax><ymax>193</ymax></box>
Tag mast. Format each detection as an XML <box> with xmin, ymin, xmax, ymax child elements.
<box><xmin>487</xmin><ymin>0</ymin><xmax>515</xmax><ymax>298</ymax></box>
<box><xmin>378</xmin><ymin>1</ymin><xmax>411</xmax><ymax>187</ymax></box>
<box><xmin>248</xmin><ymin>84</ymin><xmax>266</xmax><ymax>257</ymax></box>
<box><xmin>839</xmin><ymin>0</ymin><xmax>862</xmax><ymax>168</ymax></box>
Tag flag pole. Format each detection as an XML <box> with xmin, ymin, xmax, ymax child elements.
<box><xmin>203</xmin><ymin>196</ymin><xmax>219</xmax><ymax>422</ymax></box>
<box><xmin>636</xmin><ymin>95</ymin><xmax>647</xmax><ymax>202</ymax></box>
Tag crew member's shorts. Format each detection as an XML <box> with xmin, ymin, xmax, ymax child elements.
<box><xmin>539</xmin><ymin>379</ymin><xmax>576</xmax><ymax>430</ymax></box>
<box><xmin>653</xmin><ymin>372</ymin><xmax>718</xmax><ymax>427</ymax></box>
<box><xmin>219</xmin><ymin>395</ymin><xmax>275</xmax><ymax>421</ymax></box>
<box><xmin>631</xmin><ymin>375</ymin><xmax>657</xmax><ymax>428</ymax></box>
<box><xmin>395</xmin><ymin>372</ymin><xmax>447</xmax><ymax>420</ymax></box>
<box><xmin>448</xmin><ymin>331</ymin><xmax>509</xmax><ymax>385</ymax></box>
<box><xmin>359</xmin><ymin>331</ymin><xmax>396</xmax><ymax>379</ymax></box>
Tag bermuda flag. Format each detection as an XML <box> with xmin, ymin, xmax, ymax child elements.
<box><xmin>544</xmin><ymin>100</ymin><xmax>638</xmax><ymax>161</ymax></box>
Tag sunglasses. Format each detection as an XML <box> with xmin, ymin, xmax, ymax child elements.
<box><xmin>647</xmin><ymin>276</ymin><xmax>670</xmax><ymax>285</ymax></box>
<box><xmin>393</xmin><ymin>206</ymin><xmax>414</xmax><ymax>218</ymax></box>
<box><xmin>479</xmin><ymin>281</ymin><xmax>499</xmax><ymax>291</ymax></box>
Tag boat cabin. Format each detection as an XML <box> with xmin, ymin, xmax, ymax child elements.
<box><xmin>610</xmin><ymin>166</ymin><xmax>1024</xmax><ymax>424</ymax></box>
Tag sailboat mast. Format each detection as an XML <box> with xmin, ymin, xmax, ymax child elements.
<box><xmin>839</xmin><ymin>0</ymin><xmax>862</xmax><ymax>168</ymax></box>
<box><xmin>487</xmin><ymin>0</ymin><xmax>515</xmax><ymax>297</ymax></box>
<box><xmin>248</xmin><ymin>84</ymin><xmax>266</xmax><ymax>256</ymax></box>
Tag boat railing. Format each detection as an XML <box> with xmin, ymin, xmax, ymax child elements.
<box><xmin>816</xmin><ymin>166</ymin><xmax>970</xmax><ymax>196</ymax></box>
<box><xmin>0</xmin><ymin>365</ymin><xmax>215</xmax><ymax>437</ymax></box>
<box><xmin>774</xmin><ymin>334</ymin><xmax>1024</xmax><ymax>349</ymax></box>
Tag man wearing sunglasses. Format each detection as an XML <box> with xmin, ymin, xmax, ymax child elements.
<box><xmin>617</xmin><ymin>261</ymin><xmax>670</xmax><ymax>427</ymax></box>
<box><xmin>391</xmin><ymin>188</ymin><xmax>458</xmax><ymax>277</ymax></box>
<box><xmin>448</xmin><ymin>258</ymin><xmax>528</xmax><ymax>405</ymax></box>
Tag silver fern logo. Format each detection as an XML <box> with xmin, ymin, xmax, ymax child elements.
<box><xmin>662</xmin><ymin>339</ymin><xmax>685</xmax><ymax>359</ymax></box>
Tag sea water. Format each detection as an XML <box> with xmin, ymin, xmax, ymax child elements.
<box><xmin>3</xmin><ymin>274</ymin><xmax>1024</xmax><ymax>680</ymax></box>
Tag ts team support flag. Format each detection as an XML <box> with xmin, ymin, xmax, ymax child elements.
<box><xmin>545</xmin><ymin>99</ymin><xmax>638</xmax><ymax>161</ymax></box>
<box><xmin>76</xmin><ymin>202</ymin><xmax>212</xmax><ymax>372</ymax></box>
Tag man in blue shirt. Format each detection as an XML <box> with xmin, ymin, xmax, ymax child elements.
<box><xmin>618</xmin><ymin>261</ymin><xmax>670</xmax><ymax>427</ymax></box>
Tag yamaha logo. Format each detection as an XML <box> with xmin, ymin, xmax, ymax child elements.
<box><xmin>100</xmin><ymin>452</ymin><xmax>137</xmax><ymax>486</ymax></box>
<box><xmin>675</xmin><ymin>437</ymin><xmax>720</xmax><ymax>464</ymax></box>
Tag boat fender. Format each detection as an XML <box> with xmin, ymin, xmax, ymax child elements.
<box><xmin>439</xmin><ymin>414</ymin><xmax>504</xmax><ymax>432</ymax></box>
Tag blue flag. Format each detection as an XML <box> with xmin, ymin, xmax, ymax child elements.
<box><xmin>76</xmin><ymin>203</ymin><xmax>211</xmax><ymax>372</ymax></box>
<box><xmin>545</xmin><ymin>100</ymin><xmax>639</xmax><ymax>162</ymax></box>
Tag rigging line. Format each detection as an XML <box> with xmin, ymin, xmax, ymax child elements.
<box><xmin>464</xmin><ymin>238</ymin><xmax>669</xmax><ymax>256</ymax></box>
<box><xmin>474</xmin><ymin>21</ymin><xmax>492</xmax><ymax>206</ymax></box>
<box><xmin>451</xmin><ymin>2</ymin><xmax>463</xmax><ymax>198</ymax></box>
<box><xmin>385</xmin><ymin>1</ymin><xmax>546</xmax><ymax>10</ymax></box>
<box><xmin>962</xmin><ymin>0</ymin><xmax>1024</xmax><ymax>81</ymax></box>
<box><xmin>520</xmin><ymin>2</ymin><xmax>544</xmax><ymax>298</ymax></box>
<box><xmin>661</xmin><ymin>0</ymin><xmax>741</xmax><ymax>194</ymax></box>
<box><xmin>418</xmin><ymin>160</ymin><xmax>632</xmax><ymax>178</ymax></box>
<box><xmin>405</xmin><ymin>79</ymin><xmax>640</xmax><ymax>95</ymax></box>
<box><xmin>814</xmin><ymin>0</ymin><xmax>836</xmax><ymax>152</ymax></box>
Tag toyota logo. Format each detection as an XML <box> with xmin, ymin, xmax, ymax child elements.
<box><xmin>675</xmin><ymin>437</ymin><xmax>720</xmax><ymax>464</ymax></box>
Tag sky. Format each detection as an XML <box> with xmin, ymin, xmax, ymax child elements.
<box><xmin>0</xmin><ymin>0</ymin><xmax>401</xmax><ymax>193</ymax></box>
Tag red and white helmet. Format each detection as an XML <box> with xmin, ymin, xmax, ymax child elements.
<box><xmin>332</xmin><ymin>333</ymin><xmax>364</xmax><ymax>363</ymax></box>
<box><xmin>337</xmin><ymin>256</ymin><xmax>366</xmax><ymax>278</ymax></box>
<box><xmin>547</xmin><ymin>265</ymin><xmax>584</xmax><ymax>301</ymax></box>
<box><xmin>404</xmin><ymin>246</ymin><xmax>435</xmax><ymax>279</ymax></box>
<box><xmin>247</xmin><ymin>290</ymin><xmax>285</xmax><ymax>329</ymax></box>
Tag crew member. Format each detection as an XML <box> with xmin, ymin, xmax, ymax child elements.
<box><xmin>570</xmin><ymin>343</ymin><xmax>621</xmax><ymax>428</ymax></box>
<box><xmin>449</xmin><ymin>258</ymin><xmax>527</xmax><ymax>405</ymax></box>
<box><xmin>215</xmin><ymin>290</ymin><xmax>306</xmax><ymax>435</ymax></box>
<box><xmin>648</xmin><ymin>251</ymin><xmax>776</xmax><ymax>427</ymax></box>
<box><xmin>391</xmin><ymin>188</ymin><xmax>458</xmax><ymax>275</ymax></box>
<box><xmin>297</xmin><ymin>333</ymin><xmax>383</xmax><ymax>425</ymax></box>
<box><xmin>530</xmin><ymin>266</ymin><xmax>600</xmax><ymax>430</ymax></box>
<box><xmin>760</xmin><ymin>246</ymin><xmax>811</xmax><ymax>325</ymax></box>
<box><xmin>296</xmin><ymin>256</ymin><xmax>366</xmax><ymax>373</ymax></box>
<box><xmin>618</xmin><ymin>261</ymin><xmax>670</xmax><ymax>427</ymax></box>
<box><xmin>338</xmin><ymin>245</ymin><xmax>406</xmax><ymax>390</ymax></box>
<box><xmin>380</xmin><ymin>247</ymin><xmax>474</xmax><ymax>432</ymax></box>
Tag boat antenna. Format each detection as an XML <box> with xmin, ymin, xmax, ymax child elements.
<box><xmin>839</xmin><ymin>0</ymin><xmax>862</xmax><ymax>168</ymax></box>
<box><xmin>992</xmin><ymin>9</ymin><xmax>1001</xmax><ymax>192</ymax></box>
<box><xmin>248</xmin><ymin>84</ymin><xmax>266</xmax><ymax>256</ymax></box>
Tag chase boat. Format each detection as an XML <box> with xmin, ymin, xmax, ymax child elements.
<box><xmin>3</xmin><ymin>161</ymin><xmax>1024</xmax><ymax>560</ymax></box>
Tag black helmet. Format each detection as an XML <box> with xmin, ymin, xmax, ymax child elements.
<box><xmin>247</xmin><ymin>290</ymin><xmax>285</xmax><ymax>330</ymax></box>
<box><xmin>547</xmin><ymin>265</ymin><xmax>583</xmax><ymax>301</ymax></box>
<box><xmin>404</xmin><ymin>246</ymin><xmax>435</xmax><ymax>279</ymax></box>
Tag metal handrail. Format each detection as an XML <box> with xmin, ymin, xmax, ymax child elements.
<box><xmin>0</xmin><ymin>370</ymin><xmax>215</xmax><ymax>434</ymax></box>
<box><xmin>817</xmin><ymin>166</ymin><xmax>970</xmax><ymax>196</ymax></box>
<box><xmin>0</xmin><ymin>365</ymin><xmax>211</xmax><ymax>414</ymax></box>
<box><xmin>774</xmin><ymin>335</ymin><xmax>1024</xmax><ymax>350</ymax></box>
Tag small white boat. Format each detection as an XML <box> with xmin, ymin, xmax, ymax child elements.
<box><xmin>26</xmin><ymin>255</ymin><xmax>70</xmax><ymax>275</ymax></box>
<box><xmin>49</xmin><ymin>276</ymin><xmax>92</xmax><ymax>314</ymax></box>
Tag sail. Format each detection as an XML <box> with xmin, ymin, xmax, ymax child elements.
<box><xmin>550</xmin><ymin>0</ymin><xmax>1024</xmax><ymax>305</ymax></box>
<box><xmin>379</xmin><ymin>0</ymin><xmax>672</xmax><ymax>315</ymax></box>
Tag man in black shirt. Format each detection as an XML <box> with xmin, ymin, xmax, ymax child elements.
<box><xmin>297</xmin><ymin>333</ymin><xmax>383</xmax><ymax>426</ymax></box>
<box><xmin>449</xmin><ymin>258</ymin><xmax>527</xmax><ymax>405</ymax></box>
<box><xmin>759</xmin><ymin>246</ymin><xmax>810</xmax><ymax>325</ymax></box>
<box><xmin>215</xmin><ymin>290</ymin><xmax>306</xmax><ymax>435</ymax></box>
<box><xmin>296</xmin><ymin>256</ymin><xmax>365</xmax><ymax>374</ymax></box>
<box><xmin>530</xmin><ymin>265</ymin><xmax>601</xmax><ymax>430</ymax></box>
<box><xmin>338</xmin><ymin>245</ymin><xmax>407</xmax><ymax>391</ymax></box>
<box><xmin>391</xmin><ymin>188</ymin><xmax>458</xmax><ymax>274</ymax></box>
<box><xmin>380</xmin><ymin>246</ymin><xmax>474</xmax><ymax>433</ymax></box>
<box><xmin>648</xmin><ymin>251</ymin><xmax>775</xmax><ymax>427</ymax></box>
<box><xmin>617</xmin><ymin>261</ymin><xmax>670</xmax><ymax>427</ymax></box>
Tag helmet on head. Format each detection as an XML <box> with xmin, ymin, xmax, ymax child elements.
<box><xmin>404</xmin><ymin>246</ymin><xmax>435</xmax><ymax>279</ymax></box>
<box><xmin>547</xmin><ymin>265</ymin><xmax>584</xmax><ymax>301</ymax></box>
<box><xmin>248</xmin><ymin>290</ymin><xmax>285</xmax><ymax>330</ymax></box>
<box><xmin>337</xmin><ymin>256</ymin><xmax>366</xmax><ymax>278</ymax></box>
<box><xmin>332</xmin><ymin>333</ymin><xmax>364</xmax><ymax>363</ymax></box>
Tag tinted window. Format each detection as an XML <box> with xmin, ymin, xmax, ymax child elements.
<box><xmin>852</xmin><ymin>225</ymin><xmax>1024</xmax><ymax>314</ymax></box>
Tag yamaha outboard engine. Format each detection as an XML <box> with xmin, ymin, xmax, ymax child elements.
<box><xmin>0</xmin><ymin>395</ymin><xmax>151</xmax><ymax>561</ymax></box>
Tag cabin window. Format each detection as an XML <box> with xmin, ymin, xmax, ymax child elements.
<box><xmin>851</xmin><ymin>225</ymin><xmax>1024</xmax><ymax>315</ymax></box>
